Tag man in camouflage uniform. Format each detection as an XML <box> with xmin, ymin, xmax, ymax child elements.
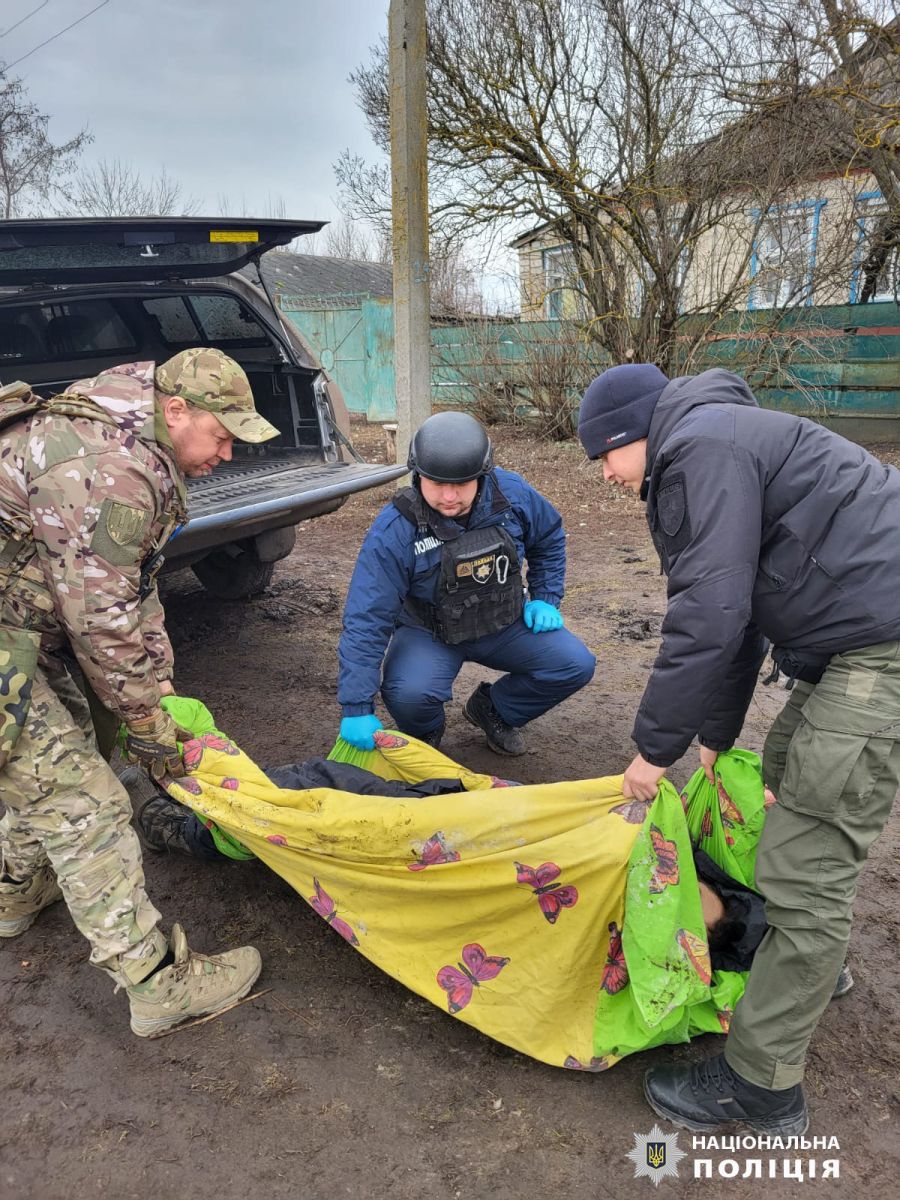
<box><xmin>0</xmin><ymin>348</ymin><xmax>277</xmax><ymax>1036</ymax></box>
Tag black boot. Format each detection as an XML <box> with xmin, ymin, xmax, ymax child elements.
<box><xmin>643</xmin><ymin>1053</ymin><xmax>809</xmax><ymax>1136</ymax></box>
<box><xmin>463</xmin><ymin>683</ymin><xmax>526</xmax><ymax>756</ymax></box>
<box><xmin>122</xmin><ymin>765</ymin><xmax>217</xmax><ymax>859</ymax></box>
<box><xmin>419</xmin><ymin>721</ymin><xmax>446</xmax><ymax>750</ymax></box>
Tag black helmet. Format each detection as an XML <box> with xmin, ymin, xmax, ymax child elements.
<box><xmin>407</xmin><ymin>411</ymin><xmax>493</xmax><ymax>483</ymax></box>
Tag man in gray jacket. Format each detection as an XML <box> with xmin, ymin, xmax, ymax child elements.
<box><xmin>579</xmin><ymin>363</ymin><xmax>900</xmax><ymax>1135</ymax></box>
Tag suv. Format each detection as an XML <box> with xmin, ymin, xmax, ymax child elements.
<box><xmin>0</xmin><ymin>216</ymin><xmax>405</xmax><ymax>597</ymax></box>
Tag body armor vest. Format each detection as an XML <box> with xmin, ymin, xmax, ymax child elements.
<box><xmin>393</xmin><ymin>479</ymin><xmax>523</xmax><ymax>645</ymax></box>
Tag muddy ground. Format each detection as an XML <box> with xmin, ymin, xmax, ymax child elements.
<box><xmin>2</xmin><ymin>424</ymin><xmax>897</xmax><ymax>1199</ymax></box>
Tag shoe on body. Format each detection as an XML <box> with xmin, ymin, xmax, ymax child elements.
<box><xmin>419</xmin><ymin>721</ymin><xmax>446</xmax><ymax>750</ymax></box>
<box><xmin>463</xmin><ymin>682</ymin><xmax>526</xmax><ymax>756</ymax></box>
<box><xmin>643</xmin><ymin>1052</ymin><xmax>809</xmax><ymax>1136</ymax></box>
<box><xmin>127</xmin><ymin>923</ymin><xmax>262</xmax><ymax>1038</ymax></box>
<box><xmin>122</xmin><ymin>764</ymin><xmax>194</xmax><ymax>856</ymax></box>
<box><xmin>831</xmin><ymin>962</ymin><xmax>854</xmax><ymax>998</ymax></box>
<box><xmin>0</xmin><ymin>861</ymin><xmax>63</xmax><ymax>938</ymax></box>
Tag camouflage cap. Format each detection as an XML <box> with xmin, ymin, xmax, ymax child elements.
<box><xmin>155</xmin><ymin>348</ymin><xmax>278</xmax><ymax>443</ymax></box>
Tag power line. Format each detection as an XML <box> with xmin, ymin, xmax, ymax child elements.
<box><xmin>4</xmin><ymin>0</ymin><xmax>111</xmax><ymax>71</ymax></box>
<box><xmin>1</xmin><ymin>1</ymin><xmax>50</xmax><ymax>40</ymax></box>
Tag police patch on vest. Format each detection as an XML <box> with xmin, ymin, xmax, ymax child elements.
<box><xmin>458</xmin><ymin>552</ymin><xmax>512</xmax><ymax>586</ymax></box>
<box><xmin>415</xmin><ymin>535</ymin><xmax>441</xmax><ymax>556</ymax></box>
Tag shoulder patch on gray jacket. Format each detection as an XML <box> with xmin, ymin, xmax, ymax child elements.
<box><xmin>656</xmin><ymin>473</ymin><xmax>692</xmax><ymax>556</ymax></box>
<box><xmin>658</xmin><ymin>476</ymin><xmax>686</xmax><ymax>535</ymax></box>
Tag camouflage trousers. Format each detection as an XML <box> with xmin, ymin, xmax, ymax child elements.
<box><xmin>0</xmin><ymin>659</ymin><xmax>166</xmax><ymax>986</ymax></box>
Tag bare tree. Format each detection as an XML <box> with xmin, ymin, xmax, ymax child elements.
<box><xmin>719</xmin><ymin>0</ymin><xmax>899</xmax><ymax>303</ymax></box>
<box><xmin>430</xmin><ymin>242</ymin><xmax>484</xmax><ymax>315</ymax></box>
<box><xmin>62</xmin><ymin>157</ymin><xmax>199</xmax><ymax>216</ymax></box>
<box><xmin>0</xmin><ymin>72</ymin><xmax>90</xmax><ymax>217</ymax></box>
<box><xmin>435</xmin><ymin>317</ymin><xmax>587</xmax><ymax>436</ymax></box>
<box><xmin>320</xmin><ymin>217</ymin><xmax>384</xmax><ymax>261</ymax></box>
<box><xmin>215</xmin><ymin>192</ymin><xmax>323</xmax><ymax>253</ymax></box>
<box><xmin>341</xmin><ymin>0</ymin><xmax>879</xmax><ymax>369</ymax></box>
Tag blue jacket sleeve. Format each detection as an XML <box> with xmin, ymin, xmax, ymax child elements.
<box><xmin>337</xmin><ymin>510</ymin><xmax>413</xmax><ymax>716</ymax></box>
<box><xmin>632</xmin><ymin>441</ymin><xmax>763</xmax><ymax>767</ymax></box>
<box><xmin>503</xmin><ymin>470</ymin><xmax>566</xmax><ymax>607</ymax></box>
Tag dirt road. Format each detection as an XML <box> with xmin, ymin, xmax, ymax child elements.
<box><xmin>2</xmin><ymin>426</ymin><xmax>896</xmax><ymax>1198</ymax></box>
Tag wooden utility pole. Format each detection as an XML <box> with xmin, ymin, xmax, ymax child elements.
<box><xmin>389</xmin><ymin>0</ymin><xmax>431</xmax><ymax>468</ymax></box>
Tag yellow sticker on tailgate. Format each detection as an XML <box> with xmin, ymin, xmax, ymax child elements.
<box><xmin>210</xmin><ymin>230</ymin><xmax>259</xmax><ymax>243</ymax></box>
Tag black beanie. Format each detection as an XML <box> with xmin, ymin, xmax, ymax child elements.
<box><xmin>578</xmin><ymin>364</ymin><xmax>669</xmax><ymax>459</ymax></box>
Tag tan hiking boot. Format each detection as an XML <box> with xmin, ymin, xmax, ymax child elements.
<box><xmin>127</xmin><ymin>923</ymin><xmax>262</xmax><ymax>1038</ymax></box>
<box><xmin>0</xmin><ymin>862</ymin><xmax>63</xmax><ymax>938</ymax></box>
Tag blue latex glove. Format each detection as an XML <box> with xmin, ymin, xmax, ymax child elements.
<box><xmin>339</xmin><ymin>714</ymin><xmax>384</xmax><ymax>750</ymax></box>
<box><xmin>523</xmin><ymin>599</ymin><xmax>564</xmax><ymax>634</ymax></box>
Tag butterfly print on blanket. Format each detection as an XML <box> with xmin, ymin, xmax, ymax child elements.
<box><xmin>717</xmin><ymin>779</ymin><xmax>745</xmax><ymax>829</ymax></box>
<box><xmin>309</xmin><ymin>878</ymin><xmax>360</xmax><ymax>946</ymax></box>
<box><xmin>600</xmin><ymin>921</ymin><xmax>629</xmax><ymax>994</ymax></box>
<box><xmin>611</xmin><ymin>797</ymin><xmax>653</xmax><ymax>825</ymax></box>
<box><xmin>676</xmin><ymin>927</ymin><xmax>712</xmax><ymax>986</ymax></box>
<box><xmin>182</xmin><ymin>733</ymin><xmax>240</xmax><ymax>772</ymax></box>
<box><xmin>436</xmin><ymin>943</ymin><xmax>510</xmax><ymax>1014</ymax></box>
<box><xmin>563</xmin><ymin>1055</ymin><xmax>615</xmax><ymax>1072</ymax></box>
<box><xmin>648</xmin><ymin>826</ymin><xmax>679</xmax><ymax>894</ymax></box>
<box><xmin>408</xmin><ymin>832</ymin><xmax>460</xmax><ymax>871</ymax></box>
<box><xmin>373</xmin><ymin>731</ymin><xmax>409</xmax><ymax>749</ymax></box>
<box><xmin>515</xmin><ymin>861</ymin><xmax>579</xmax><ymax>924</ymax></box>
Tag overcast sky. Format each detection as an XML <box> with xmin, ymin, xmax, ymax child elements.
<box><xmin>3</xmin><ymin>0</ymin><xmax>390</xmax><ymax>229</ymax></box>
<box><xmin>3</xmin><ymin>0</ymin><xmax>517</xmax><ymax>305</ymax></box>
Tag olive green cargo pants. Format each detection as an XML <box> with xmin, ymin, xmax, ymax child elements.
<box><xmin>725</xmin><ymin>640</ymin><xmax>900</xmax><ymax>1090</ymax></box>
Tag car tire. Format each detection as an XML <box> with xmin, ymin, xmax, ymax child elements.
<box><xmin>191</xmin><ymin>547</ymin><xmax>276</xmax><ymax>600</ymax></box>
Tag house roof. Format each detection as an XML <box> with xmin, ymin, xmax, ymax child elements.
<box><xmin>245</xmin><ymin>250</ymin><xmax>393</xmax><ymax>303</ymax></box>
<box><xmin>509</xmin><ymin>220</ymin><xmax>562</xmax><ymax>250</ymax></box>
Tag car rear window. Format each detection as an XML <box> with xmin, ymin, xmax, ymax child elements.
<box><xmin>0</xmin><ymin>299</ymin><xmax>136</xmax><ymax>365</ymax></box>
<box><xmin>142</xmin><ymin>295</ymin><xmax>270</xmax><ymax>347</ymax></box>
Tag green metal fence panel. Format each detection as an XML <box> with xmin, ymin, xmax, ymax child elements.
<box><xmin>361</xmin><ymin>298</ymin><xmax>397</xmax><ymax>423</ymax></box>
<box><xmin>284</xmin><ymin>297</ymin><xmax>369</xmax><ymax>416</ymax></box>
<box><xmin>284</xmin><ymin>300</ymin><xmax>899</xmax><ymax>424</ymax></box>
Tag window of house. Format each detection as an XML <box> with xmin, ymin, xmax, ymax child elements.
<box><xmin>542</xmin><ymin>247</ymin><xmax>576</xmax><ymax>319</ymax></box>
<box><xmin>850</xmin><ymin>192</ymin><xmax>898</xmax><ymax>303</ymax></box>
<box><xmin>750</xmin><ymin>201</ymin><xmax>826</xmax><ymax>309</ymax></box>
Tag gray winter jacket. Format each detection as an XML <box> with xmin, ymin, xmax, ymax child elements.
<box><xmin>633</xmin><ymin>368</ymin><xmax>900</xmax><ymax>767</ymax></box>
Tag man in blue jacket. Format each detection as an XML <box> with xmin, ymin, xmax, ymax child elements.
<box><xmin>337</xmin><ymin>411</ymin><xmax>595</xmax><ymax>756</ymax></box>
<box><xmin>579</xmin><ymin>363</ymin><xmax>900</xmax><ymax>1137</ymax></box>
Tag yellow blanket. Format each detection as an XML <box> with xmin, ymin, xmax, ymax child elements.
<box><xmin>170</xmin><ymin>728</ymin><xmax>642</xmax><ymax>1071</ymax></box>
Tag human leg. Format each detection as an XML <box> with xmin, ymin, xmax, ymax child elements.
<box><xmin>0</xmin><ymin>667</ymin><xmax>167</xmax><ymax>983</ymax></box>
<box><xmin>726</xmin><ymin>643</ymin><xmax>900</xmax><ymax>1089</ymax></box>
<box><xmin>471</xmin><ymin>622</ymin><xmax>596</xmax><ymax>725</ymax></box>
<box><xmin>2</xmin><ymin>667</ymin><xmax>263</xmax><ymax>1032</ymax></box>
<box><xmin>760</xmin><ymin>680</ymin><xmax>813</xmax><ymax>796</ymax></box>
<box><xmin>645</xmin><ymin>641</ymin><xmax>900</xmax><ymax>1129</ymax></box>
<box><xmin>381</xmin><ymin>625</ymin><xmax>464</xmax><ymax>738</ymax></box>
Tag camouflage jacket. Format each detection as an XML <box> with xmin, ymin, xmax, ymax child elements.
<box><xmin>0</xmin><ymin>362</ymin><xmax>188</xmax><ymax>724</ymax></box>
